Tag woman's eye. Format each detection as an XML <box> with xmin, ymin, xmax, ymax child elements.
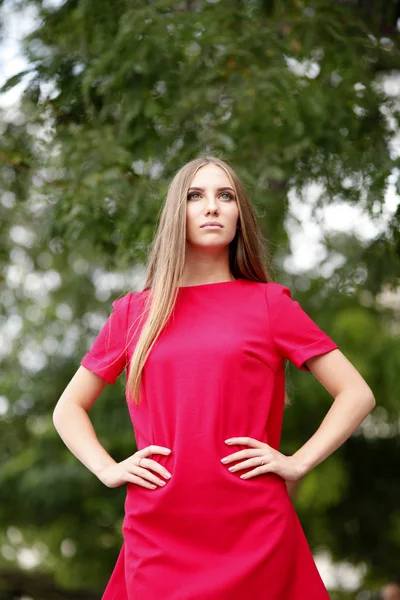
<box><xmin>187</xmin><ymin>192</ymin><xmax>234</xmax><ymax>201</ymax></box>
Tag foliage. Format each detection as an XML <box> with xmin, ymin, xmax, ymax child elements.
<box><xmin>1</xmin><ymin>0</ymin><xmax>399</xmax><ymax>597</ymax></box>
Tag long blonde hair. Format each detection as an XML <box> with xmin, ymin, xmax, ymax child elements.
<box><xmin>126</xmin><ymin>155</ymin><xmax>276</xmax><ymax>404</ymax></box>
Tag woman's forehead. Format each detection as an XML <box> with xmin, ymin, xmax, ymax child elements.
<box><xmin>190</xmin><ymin>164</ymin><xmax>232</xmax><ymax>187</ymax></box>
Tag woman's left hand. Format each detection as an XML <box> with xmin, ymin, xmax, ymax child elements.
<box><xmin>220</xmin><ymin>437</ymin><xmax>305</xmax><ymax>481</ymax></box>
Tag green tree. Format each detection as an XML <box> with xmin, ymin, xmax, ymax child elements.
<box><xmin>1</xmin><ymin>1</ymin><xmax>399</xmax><ymax>597</ymax></box>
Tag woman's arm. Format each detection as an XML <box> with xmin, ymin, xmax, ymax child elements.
<box><xmin>291</xmin><ymin>348</ymin><xmax>376</xmax><ymax>477</ymax></box>
<box><xmin>221</xmin><ymin>349</ymin><xmax>375</xmax><ymax>487</ymax></box>
<box><xmin>52</xmin><ymin>366</ymin><xmax>117</xmax><ymax>477</ymax></box>
<box><xmin>53</xmin><ymin>366</ymin><xmax>172</xmax><ymax>489</ymax></box>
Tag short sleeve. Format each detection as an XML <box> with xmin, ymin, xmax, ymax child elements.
<box><xmin>265</xmin><ymin>282</ymin><xmax>338</xmax><ymax>371</ymax></box>
<box><xmin>80</xmin><ymin>293</ymin><xmax>132</xmax><ymax>384</ymax></box>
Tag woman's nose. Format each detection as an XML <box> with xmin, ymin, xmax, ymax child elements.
<box><xmin>205</xmin><ymin>196</ymin><xmax>219</xmax><ymax>210</ymax></box>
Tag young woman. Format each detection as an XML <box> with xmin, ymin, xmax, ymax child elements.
<box><xmin>53</xmin><ymin>156</ymin><xmax>376</xmax><ymax>600</ymax></box>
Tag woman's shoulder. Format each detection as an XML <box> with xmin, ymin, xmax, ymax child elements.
<box><xmin>244</xmin><ymin>279</ymin><xmax>292</xmax><ymax>297</ymax></box>
<box><xmin>260</xmin><ymin>281</ymin><xmax>292</xmax><ymax>295</ymax></box>
<box><xmin>111</xmin><ymin>289</ymin><xmax>147</xmax><ymax>315</ymax></box>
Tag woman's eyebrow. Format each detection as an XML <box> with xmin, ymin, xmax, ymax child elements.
<box><xmin>188</xmin><ymin>186</ymin><xmax>235</xmax><ymax>193</ymax></box>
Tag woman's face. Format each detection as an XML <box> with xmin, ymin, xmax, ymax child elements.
<box><xmin>185</xmin><ymin>164</ymin><xmax>239</xmax><ymax>249</ymax></box>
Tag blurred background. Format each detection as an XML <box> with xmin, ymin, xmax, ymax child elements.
<box><xmin>0</xmin><ymin>0</ymin><xmax>399</xmax><ymax>598</ymax></box>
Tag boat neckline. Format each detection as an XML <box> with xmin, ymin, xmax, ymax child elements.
<box><xmin>177</xmin><ymin>278</ymin><xmax>245</xmax><ymax>289</ymax></box>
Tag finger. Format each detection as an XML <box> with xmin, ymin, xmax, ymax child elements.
<box><xmin>124</xmin><ymin>473</ymin><xmax>157</xmax><ymax>490</ymax></box>
<box><xmin>225</xmin><ymin>437</ymin><xmax>267</xmax><ymax>448</ymax></box>
<box><xmin>136</xmin><ymin>457</ymin><xmax>172</xmax><ymax>479</ymax></box>
<box><xmin>131</xmin><ymin>466</ymin><xmax>167</xmax><ymax>487</ymax></box>
<box><xmin>139</xmin><ymin>445</ymin><xmax>172</xmax><ymax>458</ymax></box>
<box><xmin>239</xmin><ymin>464</ymin><xmax>276</xmax><ymax>480</ymax></box>
<box><xmin>221</xmin><ymin>449</ymin><xmax>261</xmax><ymax>464</ymax></box>
<box><xmin>227</xmin><ymin>456</ymin><xmax>269</xmax><ymax>472</ymax></box>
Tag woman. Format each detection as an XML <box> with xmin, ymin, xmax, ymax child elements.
<box><xmin>53</xmin><ymin>156</ymin><xmax>376</xmax><ymax>600</ymax></box>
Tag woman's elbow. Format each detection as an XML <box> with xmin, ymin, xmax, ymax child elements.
<box><xmin>52</xmin><ymin>393</ymin><xmax>74</xmax><ymax>430</ymax></box>
<box><xmin>362</xmin><ymin>387</ymin><xmax>376</xmax><ymax>415</ymax></box>
<box><xmin>367</xmin><ymin>392</ymin><xmax>376</xmax><ymax>412</ymax></box>
<box><xmin>52</xmin><ymin>401</ymin><xmax>64</xmax><ymax>430</ymax></box>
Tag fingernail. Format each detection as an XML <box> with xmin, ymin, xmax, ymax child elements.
<box><xmin>159</xmin><ymin>480</ymin><xmax>166</xmax><ymax>486</ymax></box>
<box><xmin>225</xmin><ymin>440</ymin><xmax>233</xmax><ymax>444</ymax></box>
<box><xmin>165</xmin><ymin>473</ymin><xmax>172</xmax><ymax>479</ymax></box>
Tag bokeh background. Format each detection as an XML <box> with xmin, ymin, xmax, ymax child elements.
<box><xmin>1</xmin><ymin>1</ymin><xmax>400</xmax><ymax>598</ymax></box>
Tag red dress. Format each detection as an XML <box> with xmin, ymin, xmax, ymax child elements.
<box><xmin>80</xmin><ymin>279</ymin><xmax>338</xmax><ymax>600</ymax></box>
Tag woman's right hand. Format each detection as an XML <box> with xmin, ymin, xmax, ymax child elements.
<box><xmin>98</xmin><ymin>445</ymin><xmax>172</xmax><ymax>489</ymax></box>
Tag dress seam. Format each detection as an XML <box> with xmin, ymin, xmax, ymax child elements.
<box><xmin>114</xmin><ymin>292</ymin><xmax>136</xmax><ymax>372</ymax></box>
<box><xmin>263</xmin><ymin>283</ymin><xmax>279</xmax><ymax>374</ymax></box>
